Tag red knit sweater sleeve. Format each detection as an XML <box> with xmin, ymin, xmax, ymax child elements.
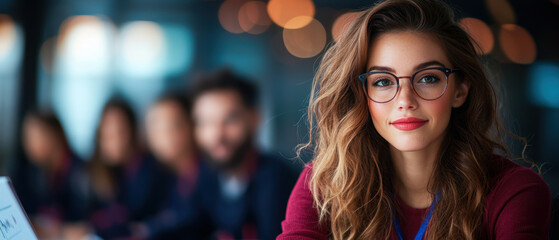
<box><xmin>485</xmin><ymin>158</ymin><xmax>551</xmax><ymax>240</ymax></box>
<box><xmin>277</xmin><ymin>165</ymin><xmax>330</xmax><ymax>240</ymax></box>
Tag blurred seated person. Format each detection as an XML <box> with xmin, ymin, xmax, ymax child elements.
<box><xmin>18</xmin><ymin>109</ymin><xmax>89</xmax><ymax>239</ymax></box>
<box><xmin>189</xmin><ymin>69</ymin><xmax>299</xmax><ymax>239</ymax></box>
<box><xmin>134</xmin><ymin>92</ymin><xmax>205</xmax><ymax>239</ymax></box>
<box><xmin>87</xmin><ymin>97</ymin><xmax>172</xmax><ymax>239</ymax></box>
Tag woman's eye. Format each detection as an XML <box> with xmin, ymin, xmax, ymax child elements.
<box><xmin>373</xmin><ymin>79</ymin><xmax>392</xmax><ymax>87</ymax></box>
<box><xmin>418</xmin><ymin>75</ymin><xmax>439</xmax><ymax>83</ymax></box>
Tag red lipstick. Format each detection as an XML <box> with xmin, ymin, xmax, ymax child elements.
<box><xmin>390</xmin><ymin>117</ymin><xmax>428</xmax><ymax>131</ymax></box>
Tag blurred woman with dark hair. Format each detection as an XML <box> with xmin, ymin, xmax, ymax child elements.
<box><xmin>87</xmin><ymin>97</ymin><xmax>172</xmax><ymax>239</ymax></box>
<box><xmin>131</xmin><ymin>91</ymin><xmax>208</xmax><ymax>239</ymax></box>
<box><xmin>18</xmin><ymin>109</ymin><xmax>89</xmax><ymax>239</ymax></box>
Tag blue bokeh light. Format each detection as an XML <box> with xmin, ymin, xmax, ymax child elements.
<box><xmin>529</xmin><ymin>62</ymin><xmax>559</xmax><ymax>108</ymax></box>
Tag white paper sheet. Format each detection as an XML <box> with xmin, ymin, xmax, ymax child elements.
<box><xmin>0</xmin><ymin>177</ymin><xmax>38</xmax><ymax>240</ymax></box>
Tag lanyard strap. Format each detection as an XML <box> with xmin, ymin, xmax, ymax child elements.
<box><xmin>392</xmin><ymin>191</ymin><xmax>441</xmax><ymax>240</ymax></box>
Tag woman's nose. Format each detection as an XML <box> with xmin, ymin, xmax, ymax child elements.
<box><xmin>395</xmin><ymin>78</ymin><xmax>418</xmax><ymax>110</ymax></box>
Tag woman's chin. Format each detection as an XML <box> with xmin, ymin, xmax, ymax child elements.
<box><xmin>387</xmin><ymin>139</ymin><xmax>429</xmax><ymax>153</ymax></box>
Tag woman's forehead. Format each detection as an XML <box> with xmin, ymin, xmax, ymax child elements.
<box><xmin>367</xmin><ymin>31</ymin><xmax>451</xmax><ymax>73</ymax></box>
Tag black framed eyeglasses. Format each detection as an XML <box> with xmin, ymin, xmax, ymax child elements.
<box><xmin>358</xmin><ymin>67</ymin><xmax>459</xmax><ymax>103</ymax></box>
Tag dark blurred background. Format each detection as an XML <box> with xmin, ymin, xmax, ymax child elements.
<box><xmin>0</xmin><ymin>0</ymin><xmax>558</xmax><ymax>236</ymax></box>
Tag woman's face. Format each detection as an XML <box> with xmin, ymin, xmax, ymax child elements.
<box><xmin>366</xmin><ymin>31</ymin><xmax>469</xmax><ymax>153</ymax></box>
<box><xmin>146</xmin><ymin>101</ymin><xmax>192</xmax><ymax>164</ymax></box>
<box><xmin>22</xmin><ymin>118</ymin><xmax>55</xmax><ymax>166</ymax></box>
<box><xmin>99</xmin><ymin>108</ymin><xmax>133</xmax><ymax>166</ymax></box>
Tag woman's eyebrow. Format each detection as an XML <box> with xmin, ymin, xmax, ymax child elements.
<box><xmin>367</xmin><ymin>65</ymin><xmax>395</xmax><ymax>72</ymax></box>
<box><xmin>413</xmin><ymin>60</ymin><xmax>446</xmax><ymax>71</ymax></box>
<box><xmin>366</xmin><ymin>60</ymin><xmax>446</xmax><ymax>73</ymax></box>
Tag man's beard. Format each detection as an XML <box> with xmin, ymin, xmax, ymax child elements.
<box><xmin>203</xmin><ymin>135</ymin><xmax>253</xmax><ymax>172</ymax></box>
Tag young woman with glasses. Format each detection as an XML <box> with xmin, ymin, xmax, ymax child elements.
<box><xmin>277</xmin><ymin>0</ymin><xmax>551</xmax><ymax>239</ymax></box>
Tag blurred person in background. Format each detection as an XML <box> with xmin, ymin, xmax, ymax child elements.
<box><xmin>134</xmin><ymin>91</ymin><xmax>206</xmax><ymax>239</ymax></box>
<box><xmin>17</xmin><ymin>109</ymin><xmax>89</xmax><ymax>239</ymax></box>
<box><xmin>189</xmin><ymin>69</ymin><xmax>299</xmax><ymax>239</ymax></box>
<box><xmin>87</xmin><ymin>97</ymin><xmax>172</xmax><ymax>239</ymax></box>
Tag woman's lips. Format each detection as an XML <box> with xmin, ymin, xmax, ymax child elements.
<box><xmin>390</xmin><ymin>117</ymin><xmax>428</xmax><ymax>131</ymax></box>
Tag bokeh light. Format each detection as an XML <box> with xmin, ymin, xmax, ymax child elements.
<box><xmin>51</xmin><ymin>76</ymin><xmax>113</xmax><ymax>158</ymax></box>
<box><xmin>458</xmin><ymin>17</ymin><xmax>494</xmax><ymax>55</ymax></box>
<box><xmin>499</xmin><ymin>24</ymin><xmax>537</xmax><ymax>64</ymax></box>
<box><xmin>0</xmin><ymin>15</ymin><xmax>16</xmax><ymax>60</ymax></box>
<box><xmin>267</xmin><ymin>0</ymin><xmax>315</xmax><ymax>29</ymax></box>
<box><xmin>118</xmin><ymin>21</ymin><xmax>166</xmax><ymax>78</ymax></box>
<box><xmin>238</xmin><ymin>1</ymin><xmax>271</xmax><ymax>34</ymax></box>
<box><xmin>54</xmin><ymin>15</ymin><xmax>115</xmax><ymax>157</ymax></box>
<box><xmin>161</xmin><ymin>24</ymin><xmax>195</xmax><ymax>76</ymax></box>
<box><xmin>218</xmin><ymin>0</ymin><xmax>246</xmax><ymax>34</ymax></box>
<box><xmin>529</xmin><ymin>62</ymin><xmax>559</xmax><ymax>108</ymax></box>
<box><xmin>283</xmin><ymin>17</ymin><xmax>326</xmax><ymax>58</ymax></box>
<box><xmin>0</xmin><ymin>14</ymin><xmax>23</xmax><ymax>73</ymax></box>
<box><xmin>57</xmin><ymin>15</ymin><xmax>115</xmax><ymax>75</ymax></box>
<box><xmin>331</xmin><ymin>12</ymin><xmax>359</xmax><ymax>41</ymax></box>
<box><xmin>485</xmin><ymin>0</ymin><xmax>516</xmax><ymax>24</ymax></box>
<box><xmin>39</xmin><ymin>37</ymin><xmax>58</xmax><ymax>74</ymax></box>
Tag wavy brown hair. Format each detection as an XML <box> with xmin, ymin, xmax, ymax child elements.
<box><xmin>299</xmin><ymin>0</ymin><xmax>534</xmax><ymax>239</ymax></box>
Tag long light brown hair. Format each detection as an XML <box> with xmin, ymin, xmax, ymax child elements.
<box><xmin>299</xmin><ymin>0</ymin><xmax>534</xmax><ymax>239</ymax></box>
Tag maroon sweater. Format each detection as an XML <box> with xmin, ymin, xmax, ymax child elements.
<box><xmin>277</xmin><ymin>154</ymin><xmax>551</xmax><ymax>240</ymax></box>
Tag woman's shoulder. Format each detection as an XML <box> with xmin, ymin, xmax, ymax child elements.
<box><xmin>487</xmin><ymin>154</ymin><xmax>548</xmax><ymax>192</ymax></box>
<box><xmin>301</xmin><ymin>162</ymin><xmax>314</xmax><ymax>182</ymax></box>
<box><xmin>484</xmin><ymin>154</ymin><xmax>551</xmax><ymax>239</ymax></box>
<box><xmin>286</xmin><ymin>163</ymin><xmax>315</xmax><ymax>203</ymax></box>
<box><xmin>277</xmin><ymin>162</ymin><xmax>330</xmax><ymax>240</ymax></box>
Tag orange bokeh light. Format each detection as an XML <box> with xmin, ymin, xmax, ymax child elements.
<box><xmin>458</xmin><ymin>17</ymin><xmax>494</xmax><ymax>55</ymax></box>
<box><xmin>283</xmin><ymin>17</ymin><xmax>326</xmax><ymax>58</ymax></box>
<box><xmin>218</xmin><ymin>0</ymin><xmax>246</xmax><ymax>34</ymax></box>
<box><xmin>331</xmin><ymin>12</ymin><xmax>359</xmax><ymax>41</ymax></box>
<box><xmin>267</xmin><ymin>0</ymin><xmax>315</xmax><ymax>29</ymax></box>
<box><xmin>238</xmin><ymin>1</ymin><xmax>271</xmax><ymax>34</ymax></box>
<box><xmin>486</xmin><ymin>0</ymin><xmax>516</xmax><ymax>24</ymax></box>
<box><xmin>499</xmin><ymin>24</ymin><xmax>537</xmax><ymax>64</ymax></box>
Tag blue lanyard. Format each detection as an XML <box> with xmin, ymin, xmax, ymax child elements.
<box><xmin>392</xmin><ymin>191</ymin><xmax>441</xmax><ymax>240</ymax></box>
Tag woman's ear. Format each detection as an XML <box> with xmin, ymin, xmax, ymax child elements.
<box><xmin>452</xmin><ymin>79</ymin><xmax>470</xmax><ymax>108</ymax></box>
